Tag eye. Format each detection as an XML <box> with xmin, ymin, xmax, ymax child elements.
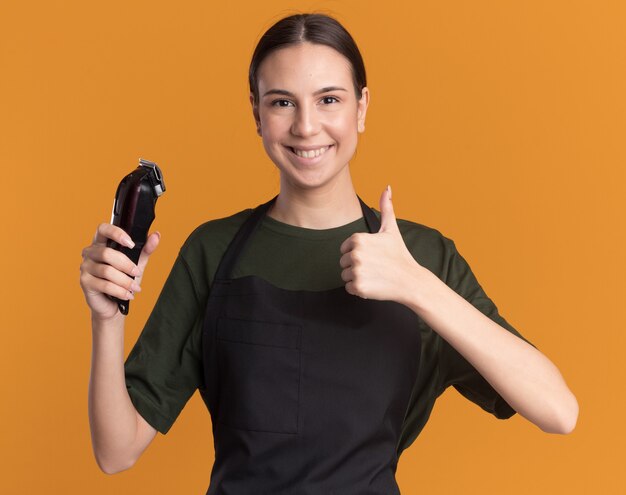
<box><xmin>321</xmin><ymin>96</ymin><xmax>339</xmax><ymax>104</ymax></box>
<box><xmin>271</xmin><ymin>99</ymin><xmax>294</xmax><ymax>107</ymax></box>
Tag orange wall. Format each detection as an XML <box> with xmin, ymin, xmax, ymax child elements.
<box><xmin>1</xmin><ymin>1</ymin><xmax>623</xmax><ymax>493</ymax></box>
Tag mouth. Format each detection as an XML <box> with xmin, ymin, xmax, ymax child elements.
<box><xmin>286</xmin><ymin>144</ymin><xmax>334</xmax><ymax>159</ymax></box>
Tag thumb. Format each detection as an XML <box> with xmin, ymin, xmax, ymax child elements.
<box><xmin>136</xmin><ymin>231</ymin><xmax>161</xmax><ymax>274</ymax></box>
<box><xmin>378</xmin><ymin>185</ymin><xmax>399</xmax><ymax>233</ymax></box>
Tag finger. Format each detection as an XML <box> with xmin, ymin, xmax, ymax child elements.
<box><xmin>344</xmin><ymin>280</ymin><xmax>358</xmax><ymax>297</ymax></box>
<box><xmin>378</xmin><ymin>185</ymin><xmax>399</xmax><ymax>233</ymax></box>
<box><xmin>85</xmin><ymin>258</ymin><xmax>141</xmax><ymax>294</ymax></box>
<box><xmin>338</xmin><ymin>252</ymin><xmax>352</xmax><ymax>269</ymax></box>
<box><xmin>136</xmin><ymin>231</ymin><xmax>160</xmax><ymax>273</ymax></box>
<box><xmin>93</xmin><ymin>222</ymin><xmax>135</xmax><ymax>248</ymax></box>
<box><xmin>340</xmin><ymin>266</ymin><xmax>354</xmax><ymax>283</ymax></box>
<box><xmin>82</xmin><ymin>271</ymin><xmax>135</xmax><ymax>301</ymax></box>
<box><xmin>339</xmin><ymin>233</ymin><xmax>360</xmax><ymax>255</ymax></box>
<box><xmin>339</xmin><ymin>250</ymin><xmax>362</xmax><ymax>269</ymax></box>
<box><xmin>86</xmin><ymin>244</ymin><xmax>141</xmax><ymax>278</ymax></box>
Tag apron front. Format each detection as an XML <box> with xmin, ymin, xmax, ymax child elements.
<box><xmin>199</xmin><ymin>195</ymin><xmax>422</xmax><ymax>495</ymax></box>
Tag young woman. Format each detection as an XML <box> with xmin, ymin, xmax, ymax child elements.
<box><xmin>80</xmin><ymin>12</ymin><xmax>578</xmax><ymax>494</ymax></box>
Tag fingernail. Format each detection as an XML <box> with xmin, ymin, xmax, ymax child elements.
<box><xmin>128</xmin><ymin>291</ymin><xmax>135</xmax><ymax>300</ymax></box>
<box><xmin>132</xmin><ymin>266</ymin><xmax>142</xmax><ymax>276</ymax></box>
<box><xmin>123</xmin><ymin>235</ymin><xmax>135</xmax><ymax>248</ymax></box>
<box><xmin>131</xmin><ymin>282</ymin><xmax>142</xmax><ymax>292</ymax></box>
<box><xmin>387</xmin><ymin>184</ymin><xmax>392</xmax><ymax>200</ymax></box>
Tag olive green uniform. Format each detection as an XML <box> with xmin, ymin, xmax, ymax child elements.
<box><xmin>124</xmin><ymin>205</ymin><xmax>534</xmax><ymax>455</ymax></box>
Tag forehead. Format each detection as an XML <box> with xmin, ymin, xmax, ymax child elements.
<box><xmin>257</xmin><ymin>43</ymin><xmax>353</xmax><ymax>93</ymax></box>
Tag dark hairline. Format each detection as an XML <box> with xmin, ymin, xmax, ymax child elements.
<box><xmin>249</xmin><ymin>14</ymin><xmax>367</xmax><ymax>105</ymax></box>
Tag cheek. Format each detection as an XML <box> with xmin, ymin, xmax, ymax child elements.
<box><xmin>262</xmin><ymin>114</ymin><xmax>291</xmax><ymax>139</ymax></box>
<box><xmin>327</xmin><ymin>110</ymin><xmax>358</xmax><ymax>132</ymax></box>
<box><xmin>329</xmin><ymin>117</ymin><xmax>359</xmax><ymax>162</ymax></box>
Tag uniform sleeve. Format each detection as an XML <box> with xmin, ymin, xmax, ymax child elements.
<box><xmin>124</xmin><ymin>252</ymin><xmax>205</xmax><ymax>434</ymax></box>
<box><xmin>436</xmin><ymin>237</ymin><xmax>538</xmax><ymax>419</ymax></box>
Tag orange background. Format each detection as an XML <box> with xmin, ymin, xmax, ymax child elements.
<box><xmin>1</xmin><ymin>1</ymin><xmax>623</xmax><ymax>493</ymax></box>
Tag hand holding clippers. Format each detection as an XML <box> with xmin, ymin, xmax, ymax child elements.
<box><xmin>106</xmin><ymin>158</ymin><xmax>166</xmax><ymax>315</ymax></box>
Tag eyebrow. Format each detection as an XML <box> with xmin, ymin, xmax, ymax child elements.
<box><xmin>262</xmin><ymin>86</ymin><xmax>348</xmax><ymax>98</ymax></box>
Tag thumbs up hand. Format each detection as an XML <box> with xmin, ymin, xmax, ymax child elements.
<box><xmin>339</xmin><ymin>185</ymin><xmax>423</xmax><ymax>303</ymax></box>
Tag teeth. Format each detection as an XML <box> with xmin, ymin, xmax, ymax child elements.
<box><xmin>292</xmin><ymin>146</ymin><xmax>330</xmax><ymax>158</ymax></box>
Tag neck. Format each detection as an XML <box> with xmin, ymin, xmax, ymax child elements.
<box><xmin>267</xmin><ymin>181</ymin><xmax>363</xmax><ymax>230</ymax></box>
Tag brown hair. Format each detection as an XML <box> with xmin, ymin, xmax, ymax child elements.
<box><xmin>249</xmin><ymin>13</ymin><xmax>367</xmax><ymax>104</ymax></box>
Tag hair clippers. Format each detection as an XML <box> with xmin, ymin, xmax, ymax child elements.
<box><xmin>106</xmin><ymin>158</ymin><xmax>166</xmax><ymax>315</ymax></box>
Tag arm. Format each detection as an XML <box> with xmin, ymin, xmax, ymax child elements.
<box><xmin>397</xmin><ymin>263</ymin><xmax>579</xmax><ymax>434</ymax></box>
<box><xmin>339</xmin><ymin>187</ymin><xmax>577</xmax><ymax>433</ymax></box>
<box><xmin>81</xmin><ymin>224</ymin><xmax>164</xmax><ymax>473</ymax></box>
<box><xmin>88</xmin><ymin>313</ymin><xmax>157</xmax><ymax>474</ymax></box>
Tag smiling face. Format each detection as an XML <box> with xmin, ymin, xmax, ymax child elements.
<box><xmin>251</xmin><ymin>42</ymin><xmax>369</xmax><ymax>192</ymax></box>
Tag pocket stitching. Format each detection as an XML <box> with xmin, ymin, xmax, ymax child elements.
<box><xmin>215</xmin><ymin>317</ymin><xmax>302</xmax><ymax>434</ymax></box>
<box><xmin>216</xmin><ymin>316</ymin><xmax>301</xmax><ymax>349</ymax></box>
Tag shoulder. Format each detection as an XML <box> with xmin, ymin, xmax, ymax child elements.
<box><xmin>174</xmin><ymin>206</ymin><xmax>255</xmax><ymax>288</ymax></box>
<box><xmin>180</xmin><ymin>206</ymin><xmax>254</xmax><ymax>255</ymax></box>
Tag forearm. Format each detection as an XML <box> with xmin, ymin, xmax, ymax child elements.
<box><xmin>88</xmin><ymin>313</ymin><xmax>140</xmax><ymax>473</ymax></box>
<box><xmin>399</xmin><ymin>264</ymin><xmax>578</xmax><ymax>434</ymax></box>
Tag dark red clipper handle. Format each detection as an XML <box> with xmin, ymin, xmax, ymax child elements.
<box><xmin>106</xmin><ymin>158</ymin><xmax>165</xmax><ymax>315</ymax></box>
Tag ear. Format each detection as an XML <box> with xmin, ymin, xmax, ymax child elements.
<box><xmin>250</xmin><ymin>92</ymin><xmax>262</xmax><ymax>136</ymax></box>
<box><xmin>357</xmin><ymin>87</ymin><xmax>370</xmax><ymax>134</ymax></box>
<box><xmin>250</xmin><ymin>92</ymin><xmax>260</xmax><ymax>123</ymax></box>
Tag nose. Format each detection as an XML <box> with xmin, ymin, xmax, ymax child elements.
<box><xmin>290</xmin><ymin>103</ymin><xmax>321</xmax><ymax>137</ymax></box>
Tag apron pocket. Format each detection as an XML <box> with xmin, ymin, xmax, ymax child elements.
<box><xmin>215</xmin><ymin>316</ymin><xmax>301</xmax><ymax>434</ymax></box>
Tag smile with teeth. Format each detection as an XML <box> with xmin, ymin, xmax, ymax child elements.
<box><xmin>289</xmin><ymin>145</ymin><xmax>332</xmax><ymax>158</ymax></box>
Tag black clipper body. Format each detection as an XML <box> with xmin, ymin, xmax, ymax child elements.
<box><xmin>106</xmin><ymin>158</ymin><xmax>166</xmax><ymax>315</ymax></box>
